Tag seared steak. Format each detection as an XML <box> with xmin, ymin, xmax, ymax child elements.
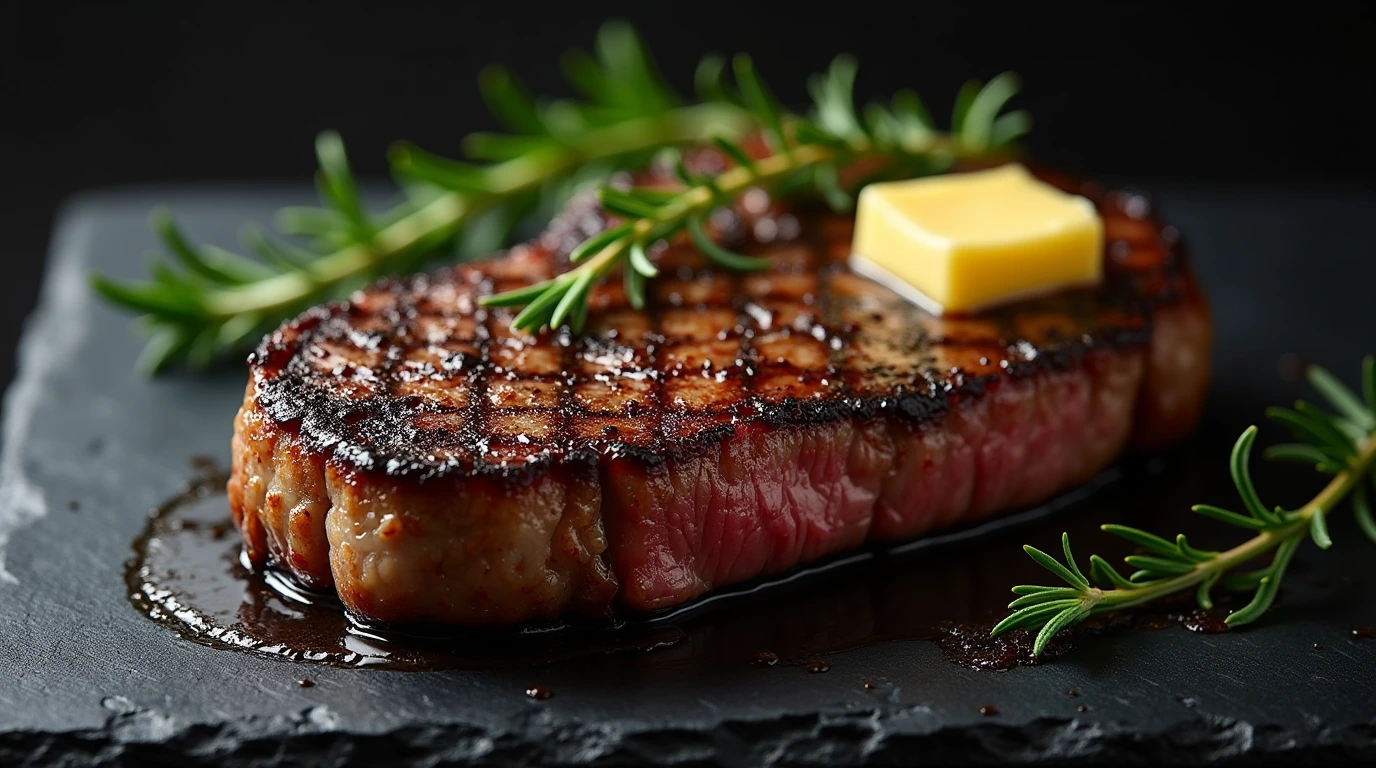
<box><xmin>229</xmin><ymin>171</ymin><xmax>1211</xmax><ymax>626</ymax></box>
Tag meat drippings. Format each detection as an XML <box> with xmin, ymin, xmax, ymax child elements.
<box><xmin>126</xmin><ymin>439</ymin><xmax>1328</xmax><ymax>673</ymax></box>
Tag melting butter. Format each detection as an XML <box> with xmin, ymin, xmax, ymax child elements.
<box><xmin>851</xmin><ymin>164</ymin><xmax>1103</xmax><ymax>314</ymax></box>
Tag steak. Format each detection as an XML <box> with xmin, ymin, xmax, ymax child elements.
<box><xmin>228</xmin><ymin>169</ymin><xmax>1212</xmax><ymax>626</ymax></box>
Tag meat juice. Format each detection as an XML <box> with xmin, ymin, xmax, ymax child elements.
<box><xmin>127</xmin><ymin>430</ymin><xmax>1315</xmax><ymax>673</ymax></box>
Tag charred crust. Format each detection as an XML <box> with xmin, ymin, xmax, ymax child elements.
<box><xmin>243</xmin><ymin>169</ymin><xmax>1192</xmax><ymax>486</ymax></box>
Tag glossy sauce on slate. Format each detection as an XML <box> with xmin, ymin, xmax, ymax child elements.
<box><xmin>125</xmin><ymin>430</ymin><xmax>1331</xmax><ymax>674</ymax></box>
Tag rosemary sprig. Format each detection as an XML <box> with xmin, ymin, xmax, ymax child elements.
<box><xmin>996</xmin><ymin>358</ymin><xmax>1376</xmax><ymax>657</ymax></box>
<box><xmin>92</xmin><ymin>22</ymin><xmax>757</xmax><ymax>373</ymax></box>
<box><xmin>485</xmin><ymin>58</ymin><xmax>1029</xmax><ymax>331</ymax></box>
<box><xmin>93</xmin><ymin>20</ymin><xmax>1029</xmax><ymax>364</ymax></box>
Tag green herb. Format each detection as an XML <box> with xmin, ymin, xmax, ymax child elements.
<box><xmin>995</xmin><ymin>358</ymin><xmax>1376</xmax><ymax>657</ymax></box>
<box><xmin>94</xmin><ymin>20</ymin><xmax>1029</xmax><ymax>365</ymax></box>
<box><xmin>484</xmin><ymin>59</ymin><xmax>1029</xmax><ymax>332</ymax></box>
<box><xmin>92</xmin><ymin>22</ymin><xmax>757</xmax><ymax>373</ymax></box>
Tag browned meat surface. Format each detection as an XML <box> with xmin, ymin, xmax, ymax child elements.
<box><xmin>228</xmin><ymin>172</ymin><xmax>1212</xmax><ymax>626</ymax></box>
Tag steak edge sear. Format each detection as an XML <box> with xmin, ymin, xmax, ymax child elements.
<box><xmin>229</xmin><ymin>173</ymin><xmax>1212</xmax><ymax>626</ymax></box>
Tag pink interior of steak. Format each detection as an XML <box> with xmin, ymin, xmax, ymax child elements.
<box><xmin>600</xmin><ymin>349</ymin><xmax>1145</xmax><ymax>609</ymax></box>
<box><xmin>231</xmin><ymin>170</ymin><xmax>1211</xmax><ymax>624</ymax></box>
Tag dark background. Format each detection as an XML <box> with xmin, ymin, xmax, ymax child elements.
<box><xmin>1</xmin><ymin>1</ymin><xmax>1372</xmax><ymax>389</ymax></box>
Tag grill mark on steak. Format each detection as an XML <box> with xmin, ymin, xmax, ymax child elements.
<box><xmin>246</xmin><ymin>175</ymin><xmax>1176</xmax><ymax>484</ymax></box>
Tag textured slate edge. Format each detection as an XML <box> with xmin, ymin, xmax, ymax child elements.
<box><xmin>3</xmin><ymin>701</ymin><xmax>1373</xmax><ymax>767</ymax></box>
<box><xmin>0</xmin><ymin>208</ymin><xmax>92</xmax><ymax>582</ymax></box>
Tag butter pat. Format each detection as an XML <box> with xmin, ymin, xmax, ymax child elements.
<box><xmin>851</xmin><ymin>164</ymin><xmax>1103</xmax><ymax>314</ymax></box>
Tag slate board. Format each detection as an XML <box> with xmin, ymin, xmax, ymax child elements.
<box><xmin>1</xmin><ymin>183</ymin><xmax>1374</xmax><ymax>766</ymax></box>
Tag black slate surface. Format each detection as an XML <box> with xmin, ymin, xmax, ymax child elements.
<box><xmin>1</xmin><ymin>184</ymin><xmax>1374</xmax><ymax>765</ymax></box>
